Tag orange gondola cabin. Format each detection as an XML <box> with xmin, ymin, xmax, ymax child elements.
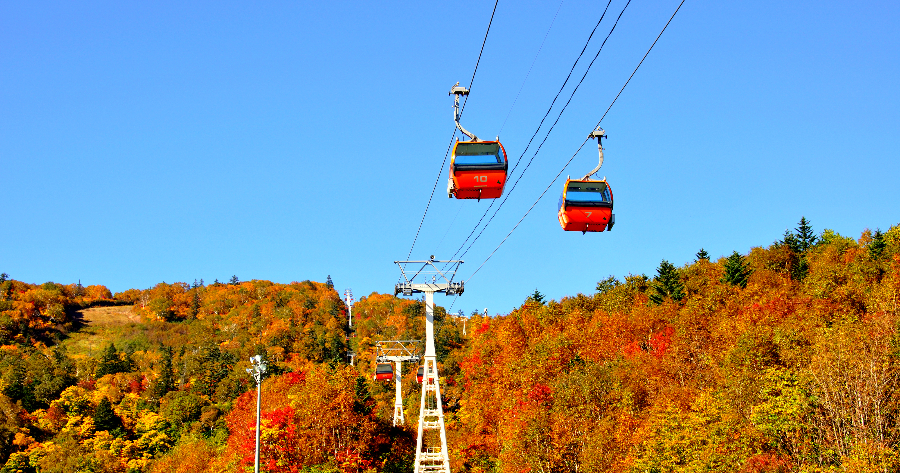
<box><xmin>558</xmin><ymin>178</ymin><xmax>615</xmax><ymax>233</ymax></box>
<box><xmin>373</xmin><ymin>363</ymin><xmax>393</xmax><ymax>381</ymax></box>
<box><xmin>447</xmin><ymin>140</ymin><xmax>508</xmax><ymax>200</ymax></box>
<box><xmin>416</xmin><ymin>365</ymin><xmax>424</xmax><ymax>383</ymax></box>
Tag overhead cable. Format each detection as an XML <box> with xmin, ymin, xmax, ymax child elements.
<box><xmin>497</xmin><ymin>0</ymin><xmax>566</xmax><ymax>135</ymax></box>
<box><xmin>441</xmin><ymin>0</ymin><xmax>614</xmax><ymax>267</ymax></box>
<box><xmin>406</xmin><ymin>0</ymin><xmax>501</xmax><ymax>262</ymax></box>
<box><xmin>466</xmin><ymin>0</ymin><xmax>687</xmax><ymax>283</ymax></box>
<box><xmin>456</xmin><ymin>0</ymin><xmax>631</xmax><ymax>263</ymax></box>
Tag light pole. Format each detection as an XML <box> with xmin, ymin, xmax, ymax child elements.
<box><xmin>246</xmin><ymin>355</ymin><xmax>267</xmax><ymax>473</ymax></box>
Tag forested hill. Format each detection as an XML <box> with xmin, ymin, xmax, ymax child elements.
<box><xmin>1</xmin><ymin>220</ymin><xmax>899</xmax><ymax>472</ymax></box>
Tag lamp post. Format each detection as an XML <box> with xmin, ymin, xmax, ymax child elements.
<box><xmin>246</xmin><ymin>355</ymin><xmax>267</xmax><ymax>473</ymax></box>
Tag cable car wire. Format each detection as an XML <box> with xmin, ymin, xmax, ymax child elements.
<box><xmin>497</xmin><ymin>0</ymin><xmax>566</xmax><ymax>136</ymax></box>
<box><xmin>466</xmin><ymin>0</ymin><xmax>687</xmax><ymax>283</ymax></box>
<box><xmin>454</xmin><ymin>0</ymin><xmax>631</xmax><ymax>265</ymax></box>
<box><xmin>406</xmin><ymin>0</ymin><xmax>501</xmax><ymax>262</ymax></box>
<box><xmin>440</xmin><ymin>0</ymin><xmax>615</xmax><ymax>267</ymax></box>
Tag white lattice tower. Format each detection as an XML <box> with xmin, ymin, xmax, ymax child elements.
<box><xmin>393</xmin><ymin>258</ymin><xmax>462</xmax><ymax>473</ymax></box>
<box><xmin>344</xmin><ymin>288</ymin><xmax>354</xmax><ymax>327</ymax></box>
<box><xmin>415</xmin><ymin>355</ymin><xmax>450</xmax><ymax>472</ymax></box>
<box><xmin>375</xmin><ymin>340</ymin><xmax>421</xmax><ymax>427</ymax></box>
<box><xmin>393</xmin><ymin>360</ymin><xmax>405</xmax><ymax>426</ymax></box>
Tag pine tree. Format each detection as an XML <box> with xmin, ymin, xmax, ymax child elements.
<box><xmin>527</xmin><ymin>289</ymin><xmax>546</xmax><ymax>305</ymax></box>
<box><xmin>869</xmin><ymin>229</ymin><xmax>886</xmax><ymax>259</ymax></box>
<box><xmin>93</xmin><ymin>397</ymin><xmax>121</xmax><ymax>432</ymax></box>
<box><xmin>229</xmin><ymin>275</ymin><xmax>240</xmax><ymax>285</ymax></box>
<box><xmin>154</xmin><ymin>347</ymin><xmax>175</xmax><ymax>398</ymax></box>
<box><xmin>781</xmin><ymin>230</ymin><xmax>801</xmax><ymax>254</ymax></box>
<box><xmin>721</xmin><ymin>251</ymin><xmax>752</xmax><ymax>288</ymax></box>
<box><xmin>695</xmin><ymin>249</ymin><xmax>710</xmax><ymax>261</ymax></box>
<box><xmin>326</xmin><ymin>275</ymin><xmax>334</xmax><ymax>288</ymax></box>
<box><xmin>649</xmin><ymin>260</ymin><xmax>684</xmax><ymax>305</ymax></box>
<box><xmin>190</xmin><ymin>290</ymin><xmax>201</xmax><ymax>319</ymax></box>
<box><xmin>96</xmin><ymin>343</ymin><xmax>125</xmax><ymax>377</ymax></box>
<box><xmin>795</xmin><ymin>217</ymin><xmax>817</xmax><ymax>253</ymax></box>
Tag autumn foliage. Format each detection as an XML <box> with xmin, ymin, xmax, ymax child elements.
<box><xmin>1</xmin><ymin>221</ymin><xmax>900</xmax><ymax>472</ymax></box>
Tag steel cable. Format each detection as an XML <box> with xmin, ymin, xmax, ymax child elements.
<box><xmin>405</xmin><ymin>0</ymin><xmax>500</xmax><ymax>262</ymax></box>
<box><xmin>456</xmin><ymin>0</ymin><xmax>631</xmax><ymax>263</ymax></box>
<box><xmin>441</xmin><ymin>0</ymin><xmax>614</xmax><ymax>268</ymax></box>
<box><xmin>466</xmin><ymin>0</ymin><xmax>687</xmax><ymax>283</ymax></box>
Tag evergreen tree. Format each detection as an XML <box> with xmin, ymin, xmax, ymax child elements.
<box><xmin>96</xmin><ymin>343</ymin><xmax>125</xmax><ymax>377</ymax></box>
<box><xmin>649</xmin><ymin>260</ymin><xmax>684</xmax><ymax>305</ymax></box>
<box><xmin>695</xmin><ymin>248</ymin><xmax>710</xmax><ymax>261</ymax></box>
<box><xmin>869</xmin><ymin>229</ymin><xmax>886</xmax><ymax>259</ymax></box>
<box><xmin>325</xmin><ymin>275</ymin><xmax>334</xmax><ymax>288</ymax></box>
<box><xmin>93</xmin><ymin>397</ymin><xmax>121</xmax><ymax>432</ymax></box>
<box><xmin>780</xmin><ymin>224</ymin><xmax>809</xmax><ymax>281</ymax></box>
<box><xmin>189</xmin><ymin>290</ymin><xmax>201</xmax><ymax>319</ymax></box>
<box><xmin>721</xmin><ymin>251</ymin><xmax>752</xmax><ymax>288</ymax></box>
<box><xmin>0</xmin><ymin>273</ymin><xmax>7</xmax><ymax>283</ymax></box>
<box><xmin>527</xmin><ymin>289</ymin><xmax>546</xmax><ymax>305</ymax></box>
<box><xmin>781</xmin><ymin>230</ymin><xmax>801</xmax><ymax>254</ymax></box>
<box><xmin>795</xmin><ymin>217</ymin><xmax>817</xmax><ymax>252</ymax></box>
<box><xmin>229</xmin><ymin>275</ymin><xmax>240</xmax><ymax>285</ymax></box>
<box><xmin>154</xmin><ymin>346</ymin><xmax>176</xmax><ymax>398</ymax></box>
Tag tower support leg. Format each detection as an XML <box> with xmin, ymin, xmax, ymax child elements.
<box><xmin>393</xmin><ymin>360</ymin><xmax>405</xmax><ymax>426</ymax></box>
<box><xmin>414</xmin><ymin>290</ymin><xmax>451</xmax><ymax>473</ymax></box>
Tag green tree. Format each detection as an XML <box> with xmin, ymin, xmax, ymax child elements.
<box><xmin>153</xmin><ymin>346</ymin><xmax>176</xmax><ymax>398</ymax></box>
<box><xmin>795</xmin><ymin>217</ymin><xmax>817</xmax><ymax>252</ymax></box>
<box><xmin>869</xmin><ymin>228</ymin><xmax>886</xmax><ymax>259</ymax></box>
<box><xmin>96</xmin><ymin>343</ymin><xmax>127</xmax><ymax>377</ymax></box>
<box><xmin>527</xmin><ymin>289</ymin><xmax>546</xmax><ymax>305</ymax></box>
<box><xmin>229</xmin><ymin>275</ymin><xmax>240</xmax><ymax>285</ymax></box>
<box><xmin>325</xmin><ymin>275</ymin><xmax>334</xmax><ymax>288</ymax></box>
<box><xmin>695</xmin><ymin>248</ymin><xmax>710</xmax><ymax>261</ymax></box>
<box><xmin>649</xmin><ymin>260</ymin><xmax>684</xmax><ymax>305</ymax></box>
<box><xmin>93</xmin><ymin>397</ymin><xmax>121</xmax><ymax>433</ymax></box>
<box><xmin>721</xmin><ymin>251</ymin><xmax>752</xmax><ymax>288</ymax></box>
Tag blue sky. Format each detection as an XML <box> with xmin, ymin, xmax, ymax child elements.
<box><xmin>2</xmin><ymin>0</ymin><xmax>898</xmax><ymax>316</ymax></box>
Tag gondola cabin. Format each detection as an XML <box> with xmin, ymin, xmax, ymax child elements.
<box><xmin>448</xmin><ymin>140</ymin><xmax>508</xmax><ymax>200</ymax></box>
<box><xmin>416</xmin><ymin>366</ymin><xmax>424</xmax><ymax>383</ymax></box>
<box><xmin>558</xmin><ymin>178</ymin><xmax>614</xmax><ymax>233</ymax></box>
<box><xmin>373</xmin><ymin>363</ymin><xmax>393</xmax><ymax>382</ymax></box>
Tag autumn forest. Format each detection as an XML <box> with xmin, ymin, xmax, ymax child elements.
<box><xmin>2</xmin><ymin>219</ymin><xmax>900</xmax><ymax>473</ymax></box>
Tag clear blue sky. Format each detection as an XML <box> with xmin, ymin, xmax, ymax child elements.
<box><xmin>3</xmin><ymin>1</ymin><xmax>898</xmax><ymax>315</ymax></box>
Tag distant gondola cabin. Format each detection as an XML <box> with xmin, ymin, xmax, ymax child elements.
<box><xmin>448</xmin><ymin>140</ymin><xmax>508</xmax><ymax>200</ymax></box>
<box><xmin>558</xmin><ymin>178</ymin><xmax>614</xmax><ymax>232</ymax></box>
<box><xmin>416</xmin><ymin>365</ymin><xmax>424</xmax><ymax>383</ymax></box>
<box><xmin>373</xmin><ymin>363</ymin><xmax>393</xmax><ymax>381</ymax></box>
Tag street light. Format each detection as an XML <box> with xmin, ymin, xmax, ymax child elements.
<box><xmin>246</xmin><ymin>355</ymin><xmax>267</xmax><ymax>473</ymax></box>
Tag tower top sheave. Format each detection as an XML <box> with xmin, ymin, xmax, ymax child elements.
<box><xmin>393</xmin><ymin>258</ymin><xmax>464</xmax><ymax>297</ymax></box>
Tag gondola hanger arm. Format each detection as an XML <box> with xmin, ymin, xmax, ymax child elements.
<box><xmin>582</xmin><ymin>127</ymin><xmax>606</xmax><ymax>180</ymax></box>
<box><xmin>450</xmin><ymin>82</ymin><xmax>478</xmax><ymax>141</ymax></box>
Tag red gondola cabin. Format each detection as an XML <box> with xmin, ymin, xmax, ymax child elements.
<box><xmin>558</xmin><ymin>178</ymin><xmax>615</xmax><ymax>233</ymax></box>
<box><xmin>448</xmin><ymin>140</ymin><xmax>508</xmax><ymax>200</ymax></box>
<box><xmin>373</xmin><ymin>363</ymin><xmax>393</xmax><ymax>381</ymax></box>
<box><xmin>416</xmin><ymin>366</ymin><xmax>424</xmax><ymax>383</ymax></box>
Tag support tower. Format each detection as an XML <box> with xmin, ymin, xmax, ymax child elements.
<box><xmin>375</xmin><ymin>340</ymin><xmax>422</xmax><ymax>426</ymax></box>
<box><xmin>394</xmin><ymin>258</ymin><xmax>464</xmax><ymax>473</ymax></box>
